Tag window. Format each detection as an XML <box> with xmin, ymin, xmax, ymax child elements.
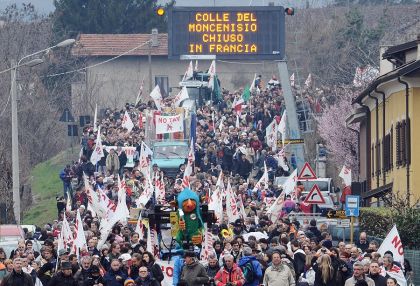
<box><xmin>401</xmin><ymin>120</ymin><xmax>406</xmax><ymax>166</ymax></box>
<box><xmin>371</xmin><ymin>145</ymin><xmax>375</xmax><ymax>177</ymax></box>
<box><xmin>383</xmin><ymin>133</ymin><xmax>391</xmax><ymax>172</ymax></box>
<box><xmin>396</xmin><ymin>119</ymin><xmax>411</xmax><ymax>167</ymax></box>
<box><xmin>396</xmin><ymin>122</ymin><xmax>401</xmax><ymax>166</ymax></box>
<box><xmin>155</xmin><ymin>76</ymin><xmax>169</xmax><ymax>98</ymax></box>
<box><xmin>390</xmin><ymin>125</ymin><xmax>393</xmax><ymax>169</ymax></box>
<box><xmin>376</xmin><ymin>140</ymin><xmax>381</xmax><ymax>175</ymax></box>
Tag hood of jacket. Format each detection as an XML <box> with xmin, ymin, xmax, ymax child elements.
<box><xmin>238</xmin><ymin>255</ymin><xmax>257</xmax><ymax>267</ymax></box>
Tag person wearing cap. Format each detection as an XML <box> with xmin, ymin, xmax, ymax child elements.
<box><xmin>238</xmin><ymin>247</ymin><xmax>262</xmax><ymax>286</ymax></box>
<box><xmin>48</xmin><ymin>261</ymin><xmax>77</xmax><ymax>286</ymax></box>
<box><xmin>179</xmin><ymin>251</ymin><xmax>209</xmax><ymax>286</ymax></box>
<box><xmin>83</xmin><ymin>265</ymin><xmax>104</xmax><ymax>286</ymax></box>
<box><xmin>58</xmin><ymin>249</ymin><xmax>70</xmax><ymax>265</ymax></box>
<box><xmin>263</xmin><ymin>250</ymin><xmax>295</xmax><ymax>286</ymax></box>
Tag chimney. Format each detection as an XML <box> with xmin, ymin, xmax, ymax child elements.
<box><xmin>151</xmin><ymin>28</ymin><xmax>159</xmax><ymax>47</ymax></box>
<box><xmin>379</xmin><ymin>46</ymin><xmax>394</xmax><ymax>76</ymax></box>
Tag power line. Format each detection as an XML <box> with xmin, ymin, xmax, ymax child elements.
<box><xmin>43</xmin><ymin>40</ymin><xmax>152</xmax><ymax>78</ymax></box>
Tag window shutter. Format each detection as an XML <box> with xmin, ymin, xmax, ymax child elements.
<box><xmin>389</xmin><ymin>126</ymin><xmax>394</xmax><ymax>169</ymax></box>
<box><xmin>406</xmin><ymin>118</ymin><xmax>411</xmax><ymax>165</ymax></box>
<box><xmin>396</xmin><ymin>122</ymin><xmax>401</xmax><ymax>166</ymax></box>
<box><xmin>401</xmin><ymin>120</ymin><xmax>406</xmax><ymax>166</ymax></box>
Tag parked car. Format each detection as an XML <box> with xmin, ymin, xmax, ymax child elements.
<box><xmin>0</xmin><ymin>224</ymin><xmax>25</xmax><ymax>258</ymax></box>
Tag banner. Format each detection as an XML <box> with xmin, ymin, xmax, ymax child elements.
<box><xmin>155</xmin><ymin>114</ymin><xmax>184</xmax><ymax>134</ymax></box>
<box><xmin>378</xmin><ymin>225</ymin><xmax>404</xmax><ymax>266</ymax></box>
<box><xmin>104</xmin><ymin>146</ymin><xmax>136</xmax><ymax>168</ymax></box>
<box><xmin>339</xmin><ymin>165</ymin><xmax>352</xmax><ymax>187</ymax></box>
<box><xmin>266</xmin><ymin>119</ymin><xmax>278</xmax><ymax>151</ymax></box>
<box><xmin>159</xmin><ymin>260</ymin><xmax>174</xmax><ymax>286</ymax></box>
<box><xmin>90</xmin><ymin>127</ymin><xmax>104</xmax><ymax>165</ymax></box>
<box><xmin>174</xmin><ymin>86</ymin><xmax>189</xmax><ymax>107</ymax></box>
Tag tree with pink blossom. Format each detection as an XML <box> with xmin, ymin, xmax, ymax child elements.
<box><xmin>315</xmin><ymin>85</ymin><xmax>360</xmax><ymax>177</ymax></box>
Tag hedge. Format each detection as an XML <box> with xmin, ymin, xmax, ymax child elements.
<box><xmin>359</xmin><ymin>207</ymin><xmax>420</xmax><ymax>249</ymax></box>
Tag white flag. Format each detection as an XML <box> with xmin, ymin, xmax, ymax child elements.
<box><xmin>278</xmin><ymin>110</ymin><xmax>287</xmax><ymax>146</ymax></box>
<box><xmin>117</xmin><ymin>177</ymin><xmax>130</xmax><ymax>218</ymax></box>
<box><xmin>339</xmin><ymin>165</ymin><xmax>352</xmax><ymax>187</ymax></box>
<box><xmin>200</xmin><ymin>225</ymin><xmax>215</xmax><ymax>261</ymax></box>
<box><xmin>282</xmin><ymin>169</ymin><xmax>298</xmax><ymax>195</ymax></box>
<box><xmin>253</xmin><ymin>162</ymin><xmax>269</xmax><ymax>192</ymax></box>
<box><xmin>238</xmin><ymin>196</ymin><xmax>247</xmax><ymax>220</ymax></box>
<box><xmin>276</xmin><ymin>144</ymin><xmax>290</xmax><ymax>172</ymax></box>
<box><xmin>226</xmin><ymin>180</ymin><xmax>240</xmax><ymax>223</ymax></box>
<box><xmin>194</xmin><ymin>60</ymin><xmax>198</xmax><ymax>72</ymax></box>
<box><xmin>218</xmin><ymin>117</ymin><xmax>224</xmax><ymax>131</ymax></box>
<box><xmin>209</xmin><ymin>173</ymin><xmax>224</xmax><ymax>222</ymax></box>
<box><xmin>139</xmin><ymin>142</ymin><xmax>151</xmax><ymax>177</ymax></box>
<box><xmin>267</xmin><ymin>193</ymin><xmax>285</xmax><ymax>223</ymax></box>
<box><xmin>236</xmin><ymin>114</ymin><xmax>240</xmax><ymax>128</ymax></box>
<box><xmin>150</xmin><ymin>85</ymin><xmax>163</xmax><ymax>110</ymax></box>
<box><xmin>90</xmin><ymin>127</ymin><xmax>104</xmax><ymax>165</ymax></box>
<box><xmin>154</xmin><ymin>177</ymin><xmax>165</xmax><ymax>204</ymax></box>
<box><xmin>136</xmin><ymin>172</ymin><xmax>154</xmax><ymax>208</ymax></box>
<box><xmin>74</xmin><ymin>209</ymin><xmax>87</xmax><ymax>249</ymax></box>
<box><xmin>182</xmin><ymin>139</ymin><xmax>195</xmax><ymax>188</ymax></box>
<box><xmin>62</xmin><ymin>213</ymin><xmax>74</xmax><ymax>252</ymax></box>
<box><xmin>250</xmin><ymin>73</ymin><xmax>259</xmax><ymax>93</ymax></box>
<box><xmin>84</xmin><ymin>174</ymin><xmax>113</xmax><ymax>219</ymax></box>
<box><xmin>122</xmin><ymin>111</ymin><xmax>134</xmax><ymax>132</ymax></box>
<box><xmin>208</xmin><ymin>60</ymin><xmax>216</xmax><ymax>90</ymax></box>
<box><xmin>174</xmin><ymin>86</ymin><xmax>189</xmax><ymax>107</ymax></box>
<box><xmin>290</xmin><ymin>73</ymin><xmax>295</xmax><ymax>87</ymax></box>
<box><xmin>93</xmin><ymin>104</ymin><xmax>98</xmax><ymax>132</ymax></box>
<box><xmin>135</xmin><ymin>76</ymin><xmax>145</xmax><ymax>106</ymax></box>
<box><xmin>305</xmin><ymin>73</ymin><xmax>312</xmax><ymax>88</ymax></box>
<box><xmin>142</xmin><ymin>141</ymin><xmax>153</xmax><ymax>157</ymax></box>
<box><xmin>266</xmin><ymin>119</ymin><xmax>278</xmax><ymax>151</ymax></box>
<box><xmin>183</xmin><ymin>61</ymin><xmax>194</xmax><ymax>81</ymax></box>
<box><xmin>378</xmin><ymin>225</ymin><xmax>405</xmax><ymax>267</ymax></box>
<box><xmin>135</xmin><ymin>213</ymin><xmax>144</xmax><ymax>239</ymax></box>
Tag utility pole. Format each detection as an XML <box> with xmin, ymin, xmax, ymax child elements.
<box><xmin>148</xmin><ymin>43</ymin><xmax>152</xmax><ymax>92</ymax></box>
<box><xmin>11</xmin><ymin>59</ymin><xmax>20</xmax><ymax>224</ymax></box>
<box><xmin>149</xmin><ymin>29</ymin><xmax>159</xmax><ymax>93</ymax></box>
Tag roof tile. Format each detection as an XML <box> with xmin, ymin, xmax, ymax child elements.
<box><xmin>72</xmin><ymin>33</ymin><xmax>168</xmax><ymax>57</ymax></box>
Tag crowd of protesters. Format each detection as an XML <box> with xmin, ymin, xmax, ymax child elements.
<box><xmin>0</xmin><ymin>74</ymin><xmax>414</xmax><ymax>286</ymax></box>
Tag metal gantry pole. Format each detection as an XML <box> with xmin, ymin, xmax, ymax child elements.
<box><xmin>11</xmin><ymin>59</ymin><xmax>20</xmax><ymax>224</ymax></box>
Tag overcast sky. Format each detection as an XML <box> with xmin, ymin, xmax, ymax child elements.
<box><xmin>0</xmin><ymin>0</ymin><xmax>334</xmax><ymax>14</ymax></box>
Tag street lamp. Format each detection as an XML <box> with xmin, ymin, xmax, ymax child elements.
<box><xmin>7</xmin><ymin>38</ymin><xmax>75</xmax><ymax>224</ymax></box>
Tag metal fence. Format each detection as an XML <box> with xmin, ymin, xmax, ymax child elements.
<box><xmin>405</xmin><ymin>249</ymin><xmax>419</xmax><ymax>286</ymax></box>
<box><xmin>329</xmin><ymin>230</ymin><xmax>419</xmax><ymax>285</ymax></box>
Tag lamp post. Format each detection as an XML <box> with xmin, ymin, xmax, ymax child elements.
<box><xmin>8</xmin><ymin>38</ymin><xmax>75</xmax><ymax>224</ymax></box>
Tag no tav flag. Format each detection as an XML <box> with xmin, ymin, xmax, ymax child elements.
<box><xmin>378</xmin><ymin>225</ymin><xmax>404</xmax><ymax>266</ymax></box>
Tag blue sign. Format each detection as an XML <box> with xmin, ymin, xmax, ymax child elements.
<box><xmin>345</xmin><ymin>195</ymin><xmax>360</xmax><ymax>217</ymax></box>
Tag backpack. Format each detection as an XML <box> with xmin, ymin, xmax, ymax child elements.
<box><xmin>241</xmin><ymin>261</ymin><xmax>255</xmax><ymax>284</ymax></box>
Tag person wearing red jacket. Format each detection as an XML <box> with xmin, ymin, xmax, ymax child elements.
<box><xmin>214</xmin><ymin>254</ymin><xmax>245</xmax><ymax>286</ymax></box>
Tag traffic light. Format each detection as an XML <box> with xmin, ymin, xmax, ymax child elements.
<box><xmin>156</xmin><ymin>6</ymin><xmax>165</xmax><ymax>17</ymax></box>
<box><xmin>285</xmin><ymin>7</ymin><xmax>295</xmax><ymax>16</ymax></box>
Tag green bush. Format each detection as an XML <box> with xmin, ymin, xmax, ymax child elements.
<box><xmin>359</xmin><ymin>207</ymin><xmax>393</xmax><ymax>238</ymax></box>
<box><xmin>359</xmin><ymin>206</ymin><xmax>420</xmax><ymax>249</ymax></box>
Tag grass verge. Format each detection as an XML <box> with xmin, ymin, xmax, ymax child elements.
<box><xmin>23</xmin><ymin>149</ymin><xmax>75</xmax><ymax>226</ymax></box>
